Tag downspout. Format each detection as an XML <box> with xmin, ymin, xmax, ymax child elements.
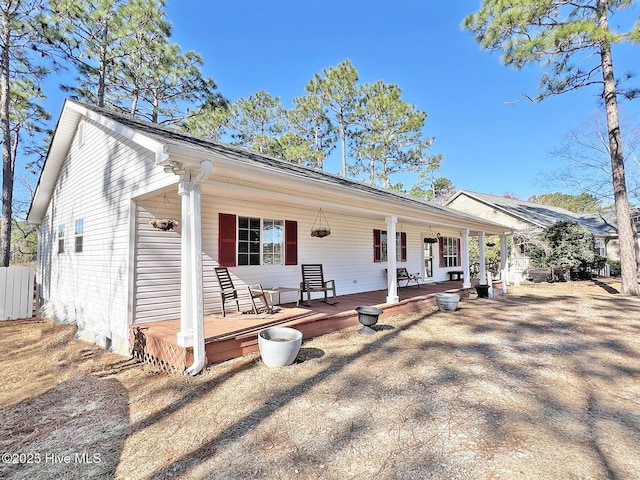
<box><xmin>185</xmin><ymin>160</ymin><xmax>213</xmax><ymax>376</ymax></box>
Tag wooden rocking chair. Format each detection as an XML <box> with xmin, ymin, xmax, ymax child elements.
<box><xmin>300</xmin><ymin>264</ymin><xmax>338</xmax><ymax>306</ymax></box>
<box><xmin>214</xmin><ymin>267</ymin><xmax>273</xmax><ymax>316</ymax></box>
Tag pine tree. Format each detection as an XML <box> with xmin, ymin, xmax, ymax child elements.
<box><xmin>351</xmin><ymin>80</ymin><xmax>438</xmax><ymax>188</ymax></box>
<box><xmin>465</xmin><ymin>0</ymin><xmax>640</xmax><ymax>295</ymax></box>
<box><xmin>0</xmin><ymin>0</ymin><xmax>58</xmax><ymax>266</ymax></box>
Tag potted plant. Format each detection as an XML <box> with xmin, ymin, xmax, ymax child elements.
<box><xmin>149</xmin><ymin>218</ymin><xmax>179</xmax><ymax>231</ymax></box>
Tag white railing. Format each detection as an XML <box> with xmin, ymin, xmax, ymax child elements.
<box><xmin>512</xmin><ymin>257</ymin><xmax>530</xmax><ymax>272</ymax></box>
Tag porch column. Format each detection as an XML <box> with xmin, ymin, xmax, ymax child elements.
<box><xmin>187</xmin><ymin>183</ymin><xmax>205</xmax><ymax>374</ymax></box>
<box><xmin>461</xmin><ymin>228</ymin><xmax>472</xmax><ymax>289</ymax></box>
<box><xmin>177</xmin><ymin>181</ymin><xmax>193</xmax><ymax>347</ymax></box>
<box><xmin>478</xmin><ymin>231</ymin><xmax>487</xmax><ymax>285</ymax></box>
<box><xmin>500</xmin><ymin>234</ymin><xmax>509</xmax><ymax>292</ymax></box>
<box><xmin>386</xmin><ymin>215</ymin><xmax>399</xmax><ymax>303</ymax></box>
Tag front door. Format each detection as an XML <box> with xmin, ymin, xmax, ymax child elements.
<box><xmin>423</xmin><ymin>238</ymin><xmax>433</xmax><ymax>278</ymax></box>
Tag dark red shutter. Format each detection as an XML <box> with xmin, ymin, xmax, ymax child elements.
<box><xmin>457</xmin><ymin>238</ymin><xmax>461</xmax><ymax>267</ymax></box>
<box><xmin>373</xmin><ymin>229</ymin><xmax>381</xmax><ymax>263</ymax></box>
<box><xmin>285</xmin><ymin>220</ymin><xmax>298</xmax><ymax>265</ymax></box>
<box><xmin>438</xmin><ymin>237</ymin><xmax>445</xmax><ymax>268</ymax></box>
<box><xmin>218</xmin><ymin>213</ymin><xmax>236</xmax><ymax>267</ymax></box>
<box><xmin>400</xmin><ymin>232</ymin><xmax>407</xmax><ymax>262</ymax></box>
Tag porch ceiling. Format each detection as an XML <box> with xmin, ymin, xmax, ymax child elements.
<box><xmin>199</xmin><ymin>177</ymin><xmax>511</xmax><ymax>236</ymax></box>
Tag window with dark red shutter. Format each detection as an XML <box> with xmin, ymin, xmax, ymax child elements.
<box><xmin>373</xmin><ymin>229</ymin><xmax>382</xmax><ymax>263</ymax></box>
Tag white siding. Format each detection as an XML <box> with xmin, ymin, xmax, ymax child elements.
<box><xmin>39</xmin><ymin>119</ymin><xmax>169</xmax><ymax>353</ymax></box>
<box><xmin>131</xmin><ymin>191</ymin><xmax>457</xmax><ymax>324</ymax></box>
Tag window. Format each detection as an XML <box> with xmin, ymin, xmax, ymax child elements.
<box><xmin>262</xmin><ymin>219</ymin><xmax>284</xmax><ymax>265</ymax></box>
<box><xmin>57</xmin><ymin>225</ymin><xmax>65</xmax><ymax>254</ymax></box>
<box><xmin>595</xmin><ymin>237</ymin><xmax>606</xmax><ymax>257</ymax></box>
<box><xmin>440</xmin><ymin>236</ymin><xmax>459</xmax><ymax>267</ymax></box>
<box><xmin>237</xmin><ymin>216</ymin><xmax>285</xmax><ymax>266</ymax></box>
<box><xmin>218</xmin><ymin>213</ymin><xmax>297</xmax><ymax>267</ymax></box>
<box><xmin>75</xmin><ymin>219</ymin><xmax>84</xmax><ymax>253</ymax></box>
<box><xmin>373</xmin><ymin>229</ymin><xmax>407</xmax><ymax>263</ymax></box>
<box><xmin>238</xmin><ymin>216</ymin><xmax>261</xmax><ymax>266</ymax></box>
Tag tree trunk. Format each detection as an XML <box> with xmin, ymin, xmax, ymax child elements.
<box><xmin>0</xmin><ymin>20</ymin><xmax>13</xmax><ymax>267</ymax></box>
<box><xmin>97</xmin><ymin>16</ymin><xmax>110</xmax><ymax>108</ymax></box>
<box><xmin>340</xmin><ymin>118</ymin><xmax>347</xmax><ymax>176</ymax></box>
<box><xmin>598</xmin><ymin>1</ymin><xmax>639</xmax><ymax>295</ymax></box>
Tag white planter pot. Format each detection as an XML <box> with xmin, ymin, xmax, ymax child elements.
<box><xmin>258</xmin><ymin>327</ymin><xmax>303</xmax><ymax>367</ymax></box>
<box><xmin>435</xmin><ymin>293</ymin><xmax>460</xmax><ymax>312</ymax></box>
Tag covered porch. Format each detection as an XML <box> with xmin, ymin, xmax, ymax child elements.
<box><xmin>130</xmin><ymin>279</ymin><xmax>498</xmax><ymax>373</ymax></box>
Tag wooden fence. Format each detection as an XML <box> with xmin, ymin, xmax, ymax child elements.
<box><xmin>0</xmin><ymin>263</ymin><xmax>35</xmax><ymax>320</ymax></box>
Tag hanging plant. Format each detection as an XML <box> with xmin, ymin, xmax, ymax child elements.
<box><xmin>485</xmin><ymin>242</ymin><xmax>496</xmax><ymax>247</ymax></box>
<box><xmin>311</xmin><ymin>208</ymin><xmax>331</xmax><ymax>238</ymax></box>
<box><xmin>149</xmin><ymin>193</ymin><xmax>179</xmax><ymax>231</ymax></box>
<box><xmin>424</xmin><ymin>237</ymin><xmax>438</xmax><ymax>244</ymax></box>
<box><xmin>149</xmin><ymin>218</ymin><xmax>179</xmax><ymax>231</ymax></box>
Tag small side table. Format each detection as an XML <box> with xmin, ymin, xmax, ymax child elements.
<box><xmin>264</xmin><ymin>287</ymin><xmax>301</xmax><ymax>307</ymax></box>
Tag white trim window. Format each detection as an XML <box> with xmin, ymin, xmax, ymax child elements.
<box><xmin>237</xmin><ymin>216</ymin><xmax>284</xmax><ymax>266</ymax></box>
<box><xmin>595</xmin><ymin>237</ymin><xmax>606</xmax><ymax>257</ymax></box>
<box><xmin>57</xmin><ymin>224</ymin><xmax>65</xmax><ymax>254</ymax></box>
<box><xmin>442</xmin><ymin>236</ymin><xmax>459</xmax><ymax>267</ymax></box>
<box><xmin>75</xmin><ymin>218</ymin><xmax>84</xmax><ymax>253</ymax></box>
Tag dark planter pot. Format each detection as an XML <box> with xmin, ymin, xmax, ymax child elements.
<box><xmin>475</xmin><ymin>284</ymin><xmax>490</xmax><ymax>298</ymax></box>
<box><xmin>355</xmin><ymin>306</ymin><xmax>383</xmax><ymax>334</ymax></box>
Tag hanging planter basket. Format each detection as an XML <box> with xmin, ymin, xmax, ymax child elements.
<box><xmin>424</xmin><ymin>237</ymin><xmax>438</xmax><ymax>244</ymax></box>
<box><xmin>149</xmin><ymin>193</ymin><xmax>179</xmax><ymax>231</ymax></box>
<box><xmin>149</xmin><ymin>218</ymin><xmax>179</xmax><ymax>231</ymax></box>
<box><xmin>485</xmin><ymin>242</ymin><xmax>496</xmax><ymax>247</ymax></box>
<box><xmin>311</xmin><ymin>208</ymin><xmax>331</xmax><ymax>238</ymax></box>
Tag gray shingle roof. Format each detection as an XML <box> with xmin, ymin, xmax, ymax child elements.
<box><xmin>454</xmin><ymin>191</ymin><xmax>631</xmax><ymax>236</ymax></box>
<box><xmin>88</xmin><ymin>104</ymin><xmax>514</xmax><ymax>228</ymax></box>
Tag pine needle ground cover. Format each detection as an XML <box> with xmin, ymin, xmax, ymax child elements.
<box><xmin>1</xmin><ymin>279</ymin><xmax>639</xmax><ymax>479</ymax></box>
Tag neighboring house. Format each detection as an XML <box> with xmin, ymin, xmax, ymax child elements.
<box><xmin>445</xmin><ymin>190</ymin><xmax>639</xmax><ymax>282</ymax></box>
<box><xmin>27</xmin><ymin>100</ymin><xmax>510</xmax><ymax>359</ymax></box>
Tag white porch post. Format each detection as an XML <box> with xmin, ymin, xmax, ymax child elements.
<box><xmin>177</xmin><ymin>181</ymin><xmax>193</xmax><ymax>347</ymax></box>
<box><xmin>478</xmin><ymin>231</ymin><xmax>487</xmax><ymax>285</ymax></box>
<box><xmin>500</xmin><ymin>234</ymin><xmax>509</xmax><ymax>293</ymax></box>
<box><xmin>461</xmin><ymin>228</ymin><xmax>471</xmax><ymax>288</ymax></box>
<box><xmin>386</xmin><ymin>215</ymin><xmax>399</xmax><ymax>303</ymax></box>
<box><xmin>186</xmin><ymin>183</ymin><xmax>205</xmax><ymax>375</ymax></box>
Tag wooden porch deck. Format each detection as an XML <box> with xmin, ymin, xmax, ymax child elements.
<box><xmin>129</xmin><ymin>281</ymin><xmax>478</xmax><ymax>373</ymax></box>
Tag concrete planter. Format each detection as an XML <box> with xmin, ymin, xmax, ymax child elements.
<box><xmin>258</xmin><ymin>327</ymin><xmax>303</xmax><ymax>367</ymax></box>
<box><xmin>435</xmin><ymin>293</ymin><xmax>460</xmax><ymax>312</ymax></box>
<box><xmin>355</xmin><ymin>306</ymin><xmax>383</xmax><ymax>334</ymax></box>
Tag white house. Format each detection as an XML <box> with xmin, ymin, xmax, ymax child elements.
<box><xmin>27</xmin><ymin>100</ymin><xmax>511</xmax><ymax>371</ymax></box>
<box><xmin>444</xmin><ymin>190</ymin><xmax>637</xmax><ymax>282</ymax></box>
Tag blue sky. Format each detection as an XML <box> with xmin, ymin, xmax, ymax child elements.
<box><xmin>40</xmin><ymin>0</ymin><xmax>640</xmax><ymax>202</ymax></box>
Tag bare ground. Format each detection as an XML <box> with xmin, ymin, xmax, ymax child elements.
<box><xmin>1</xmin><ymin>279</ymin><xmax>640</xmax><ymax>480</ymax></box>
